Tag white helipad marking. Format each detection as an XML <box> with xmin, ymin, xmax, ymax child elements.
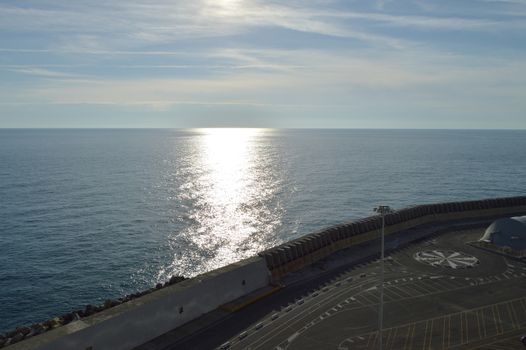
<box><xmin>414</xmin><ymin>250</ymin><xmax>479</xmax><ymax>269</ymax></box>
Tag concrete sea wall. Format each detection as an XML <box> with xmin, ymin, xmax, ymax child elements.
<box><xmin>5</xmin><ymin>257</ymin><xmax>269</xmax><ymax>350</ymax></box>
<box><xmin>259</xmin><ymin>196</ymin><xmax>526</xmax><ymax>280</ymax></box>
<box><xmin>4</xmin><ymin>196</ymin><xmax>526</xmax><ymax>349</ymax></box>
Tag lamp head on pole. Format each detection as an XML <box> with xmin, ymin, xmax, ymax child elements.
<box><xmin>374</xmin><ymin>205</ymin><xmax>393</xmax><ymax>216</ymax></box>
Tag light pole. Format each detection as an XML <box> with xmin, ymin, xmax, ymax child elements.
<box><xmin>374</xmin><ymin>205</ymin><xmax>392</xmax><ymax>350</ymax></box>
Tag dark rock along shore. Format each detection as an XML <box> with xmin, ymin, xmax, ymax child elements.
<box><xmin>0</xmin><ymin>275</ymin><xmax>187</xmax><ymax>348</ymax></box>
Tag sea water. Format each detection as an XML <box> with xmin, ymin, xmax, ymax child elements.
<box><xmin>1</xmin><ymin>128</ymin><xmax>525</xmax><ymax>332</ymax></box>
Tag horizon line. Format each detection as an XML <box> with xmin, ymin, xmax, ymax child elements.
<box><xmin>1</xmin><ymin>127</ymin><xmax>525</xmax><ymax>131</ymax></box>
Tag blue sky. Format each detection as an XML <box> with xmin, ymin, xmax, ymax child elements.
<box><xmin>0</xmin><ymin>0</ymin><xmax>525</xmax><ymax>128</ymax></box>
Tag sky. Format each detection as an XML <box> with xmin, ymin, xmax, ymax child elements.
<box><xmin>0</xmin><ymin>0</ymin><xmax>525</xmax><ymax>129</ymax></box>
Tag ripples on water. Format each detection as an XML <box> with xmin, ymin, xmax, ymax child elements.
<box><xmin>158</xmin><ymin>128</ymin><xmax>285</xmax><ymax>278</ymax></box>
<box><xmin>0</xmin><ymin>128</ymin><xmax>525</xmax><ymax>331</ymax></box>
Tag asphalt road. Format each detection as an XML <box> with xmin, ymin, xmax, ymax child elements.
<box><xmin>142</xmin><ymin>228</ymin><xmax>526</xmax><ymax>350</ymax></box>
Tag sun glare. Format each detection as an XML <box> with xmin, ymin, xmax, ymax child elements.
<box><xmin>191</xmin><ymin>128</ymin><xmax>267</xmax><ymax>268</ymax></box>
<box><xmin>213</xmin><ymin>0</ymin><xmax>243</xmax><ymax>16</ymax></box>
<box><xmin>200</xmin><ymin>128</ymin><xmax>260</xmax><ymax>207</ymax></box>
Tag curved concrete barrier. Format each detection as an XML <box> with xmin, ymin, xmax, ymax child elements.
<box><xmin>7</xmin><ymin>257</ymin><xmax>269</xmax><ymax>350</ymax></box>
<box><xmin>259</xmin><ymin>196</ymin><xmax>526</xmax><ymax>279</ymax></box>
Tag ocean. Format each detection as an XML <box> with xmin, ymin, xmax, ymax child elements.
<box><xmin>0</xmin><ymin>128</ymin><xmax>525</xmax><ymax>332</ymax></box>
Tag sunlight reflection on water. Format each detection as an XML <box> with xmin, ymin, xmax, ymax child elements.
<box><xmin>156</xmin><ymin>128</ymin><xmax>284</xmax><ymax>279</ymax></box>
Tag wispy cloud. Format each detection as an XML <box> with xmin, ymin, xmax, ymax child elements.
<box><xmin>7</xmin><ymin>48</ymin><xmax>522</xmax><ymax>108</ymax></box>
<box><xmin>328</xmin><ymin>12</ymin><xmax>508</xmax><ymax>30</ymax></box>
<box><xmin>7</xmin><ymin>67</ymin><xmax>80</xmax><ymax>78</ymax></box>
<box><xmin>1</xmin><ymin>1</ymin><xmax>525</xmax><ymax>128</ymax></box>
<box><xmin>2</xmin><ymin>0</ymin><xmax>517</xmax><ymax>54</ymax></box>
